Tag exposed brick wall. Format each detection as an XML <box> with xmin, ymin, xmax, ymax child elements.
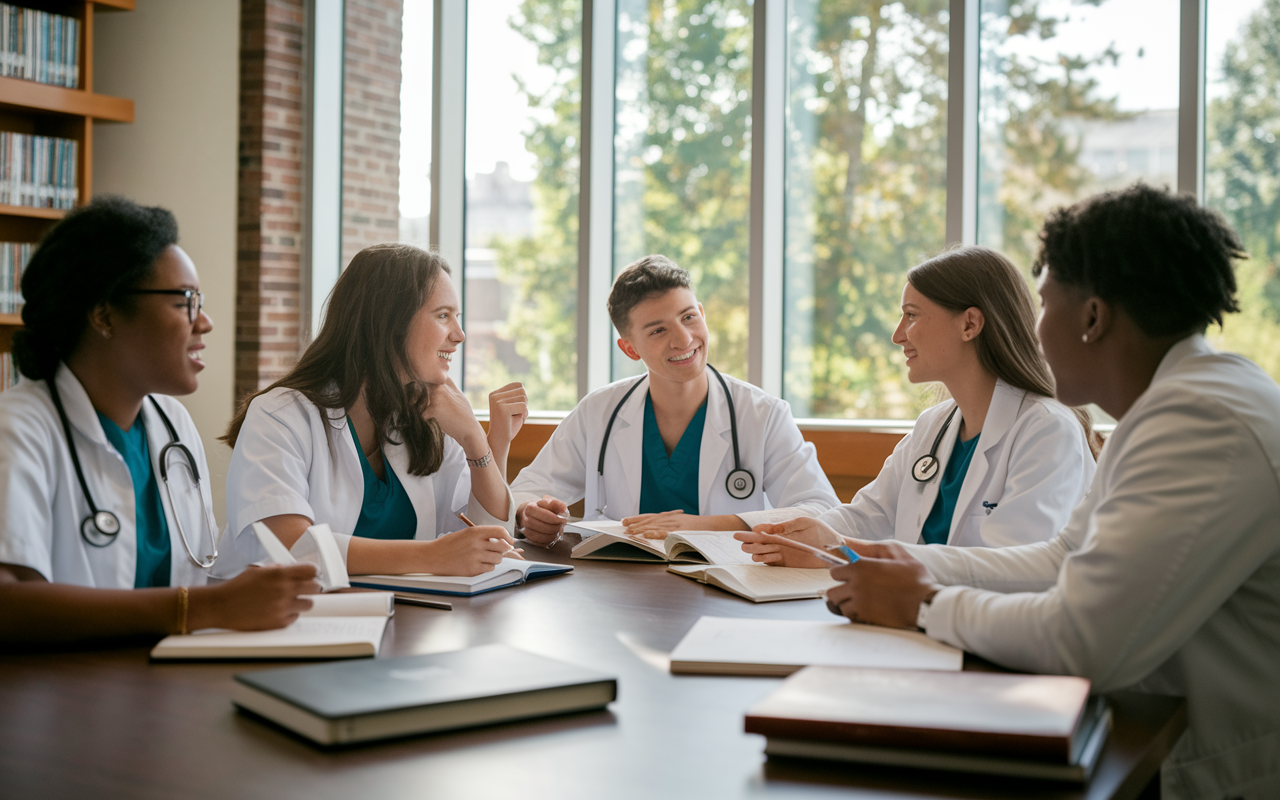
<box><xmin>342</xmin><ymin>0</ymin><xmax>403</xmax><ymax>268</ymax></box>
<box><xmin>236</xmin><ymin>0</ymin><xmax>307</xmax><ymax>400</ymax></box>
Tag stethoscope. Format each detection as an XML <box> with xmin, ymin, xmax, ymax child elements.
<box><xmin>911</xmin><ymin>405</ymin><xmax>959</xmax><ymax>483</ymax></box>
<box><xmin>594</xmin><ymin>364</ymin><xmax>756</xmax><ymax>518</ymax></box>
<box><xmin>47</xmin><ymin>380</ymin><xmax>219</xmax><ymax>569</ymax></box>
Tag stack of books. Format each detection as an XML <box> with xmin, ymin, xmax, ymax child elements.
<box><xmin>0</xmin><ymin>240</ymin><xmax>30</xmax><ymax>313</ymax></box>
<box><xmin>0</xmin><ymin>4</ymin><xmax>81</xmax><ymax>88</ymax></box>
<box><xmin>0</xmin><ymin>133</ymin><xmax>78</xmax><ymax>209</ymax></box>
<box><xmin>745</xmin><ymin>666</ymin><xmax>1111</xmax><ymax>782</ymax></box>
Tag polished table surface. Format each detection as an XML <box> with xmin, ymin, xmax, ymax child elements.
<box><xmin>0</xmin><ymin>538</ymin><xmax>1185</xmax><ymax>800</ymax></box>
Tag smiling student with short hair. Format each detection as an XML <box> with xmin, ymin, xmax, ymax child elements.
<box><xmin>512</xmin><ymin>255</ymin><xmax>839</xmax><ymax>544</ymax></box>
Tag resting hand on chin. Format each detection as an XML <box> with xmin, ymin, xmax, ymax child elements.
<box><xmin>423</xmin><ymin>378</ymin><xmax>487</xmax><ymax>456</ymax></box>
<box><xmin>824</xmin><ymin>540</ymin><xmax>939</xmax><ymax>630</ymax></box>
<box><xmin>733</xmin><ymin>516</ymin><xmax>844</xmax><ymax>567</ymax></box>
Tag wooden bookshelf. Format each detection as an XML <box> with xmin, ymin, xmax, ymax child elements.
<box><xmin>0</xmin><ymin>0</ymin><xmax>133</xmax><ymax>369</ymax></box>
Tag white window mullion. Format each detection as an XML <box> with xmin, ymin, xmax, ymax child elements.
<box><xmin>431</xmin><ymin>0</ymin><xmax>467</xmax><ymax>385</ymax></box>
<box><xmin>946</xmin><ymin>0</ymin><xmax>979</xmax><ymax>246</ymax></box>
<box><xmin>748</xmin><ymin>0</ymin><xmax>784</xmax><ymax>394</ymax></box>
<box><xmin>1177</xmin><ymin>0</ymin><xmax>1206</xmax><ymax>202</ymax></box>
<box><xmin>306</xmin><ymin>0</ymin><xmax>345</xmax><ymax>341</ymax></box>
<box><xmin>578</xmin><ymin>0</ymin><xmax>615</xmax><ymax>397</ymax></box>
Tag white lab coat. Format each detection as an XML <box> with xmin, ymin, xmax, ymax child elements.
<box><xmin>510</xmin><ymin>371</ymin><xmax>840</xmax><ymax>527</ymax></box>
<box><xmin>218</xmin><ymin>387</ymin><xmax>514</xmax><ymax>575</ymax></box>
<box><xmin>908</xmin><ymin>336</ymin><xmax>1280</xmax><ymax>799</ymax></box>
<box><xmin>818</xmin><ymin>379</ymin><xmax>1095</xmax><ymax>547</ymax></box>
<box><xmin>0</xmin><ymin>364</ymin><xmax>216</xmax><ymax>588</ymax></box>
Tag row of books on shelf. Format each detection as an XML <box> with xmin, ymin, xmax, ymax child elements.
<box><xmin>1</xmin><ymin>4</ymin><xmax>80</xmax><ymax>88</ymax></box>
<box><xmin>0</xmin><ymin>132</ymin><xmax>78</xmax><ymax>209</ymax></box>
<box><xmin>1</xmin><ymin>352</ymin><xmax>16</xmax><ymax>391</ymax></box>
<box><xmin>1</xmin><ymin>240</ymin><xmax>29</xmax><ymax>313</ymax></box>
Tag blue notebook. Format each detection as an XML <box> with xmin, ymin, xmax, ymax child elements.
<box><xmin>350</xmin><ymin>558</ymin><xmax>571</xmax><ymax>596</ymax></box>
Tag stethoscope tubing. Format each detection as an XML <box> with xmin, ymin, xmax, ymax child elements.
<box><xmin>47</xmin><ymin>379</ymin><xmax>218</xmax><ymax>569</ymax></box>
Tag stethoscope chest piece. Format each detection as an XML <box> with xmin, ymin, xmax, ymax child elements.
<box><xmin>911</xmin><ymin>455</ymin><xmax>940</xmax><ymax>483</ymax></box>
<box><xmin>81</xmin><ymin>510</ymin><xmax>121</xmax><ymax>546</ymax></box>
<box><xmin>726</xmin><ymin>468</ymin><xmax>755</xmax><ymax>500</ymax></box>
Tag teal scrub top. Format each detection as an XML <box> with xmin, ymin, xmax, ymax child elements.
<box><xmin>639</xmin><ymin>393</ymin><xmax>707</xmax><ymax>516</ymax></box>
<box><xmin>348</xmin><ymin>421</ymin><xmax>418</xmax><ymax>540</ymax></box>
<box><xmin>919</xmin><ymin>432</ymin><xmax>981</xmax><ymax>545</ymax></box>
<box><xmin>96</xmin><ymin>411</ymin><xmax>171</xmax><ymax>588</ymax></box>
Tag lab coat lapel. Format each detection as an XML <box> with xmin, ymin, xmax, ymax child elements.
<box><xmin>382</xmin><ymin>440</ymin><xmax>438</xmax><ymax>538</ymax></box>
<box><xmin>948</xmin><ymin>380</ymin><xmax>1021</xmax><ymax>541</ymax></box>
<box><xmin>902</xmin><ymin>403</ymin><xmax>959</xmax><ymax>543</ymax></box>
<box><xmin>327</xmin><ymin>409</ymin><xmax>367</xmax><ymax>537</ymax></box>
<box><xmin>54</xmin><ymin>363</ymin><xmax>110</xmax><ymax>448</ymax></box>
<box><xmin>609</xmin><ymin>382</ymin><xmax>648</xmax><ymax>519</ymax></box>
<box><xmin>699</xmin><ymin>377</ymin><xmax>733</xmax><ymax>513</ymax></box>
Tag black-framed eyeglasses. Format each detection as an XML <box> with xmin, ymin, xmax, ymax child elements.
<box><xmin>123</xmin><ymin>289</ymin><xmax>205</xmax><ymax>323</ymax></box>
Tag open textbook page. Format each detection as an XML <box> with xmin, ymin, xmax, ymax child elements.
<box><xmin>668</xmin><ymin>563</ymin><xmax>837</xmax><ymax>602</ymax></box>
<box><xmin>669</xmin><ymin>616</ymin><xmax>964</xmax><ymax>676</ymax></box>
<box><xmin>151</xmin><ymin>591</ymin><xmax>394</xmax><ymax>660</ymax></box>
<box><xmin>570</xmin><ymin>527</ymin><xmax>754</xmax><ymax>564</ymax></box>
<box><xmin>351</xmin><ymin>558</ymin><xmax>572</xmax><ymax>596</ymax></box>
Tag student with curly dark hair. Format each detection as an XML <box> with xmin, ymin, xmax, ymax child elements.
<box><xmin>0</xmin><ymin>196</ymin><xmax>320</xmax><ymax>645</ymax></box>
<box><xmin>818</xmin><ymin>184</ymin><xmax>1280</xmax><ymax>799</ymax></box>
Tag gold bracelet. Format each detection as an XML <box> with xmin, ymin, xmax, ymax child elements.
<box><xmin>176</xmin><ymin>586</ymin><xmax>189</xmax><ymax>635</ymax></box>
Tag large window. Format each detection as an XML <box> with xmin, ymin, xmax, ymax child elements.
<box><xmin>463</xmin><ymin>1</ymin><xmax>582</xmax><ymax>410</ymax></box>
<box><xmin>977</xmin><ymin>0</ymin><xmax>1180</xmax><ymax>268</ymax></box>
<box><xmin>782</xmin><ymin>1</ymin><xmax>949</xmax><ymax>420</ymax></box>
<box><xmin>326</xmin><ymin>1</ymin><xmax>1280</xmax><ymax>419</ymax></box>
<box><xmin>612</xmin><ymin>0</ymin><xmax>753</xmax><ymax>380</ymax></box>
<box><xmin>1204</xmin><ymin>0</ymin><xmax>1280</xmax><ymax>379</ymax></box>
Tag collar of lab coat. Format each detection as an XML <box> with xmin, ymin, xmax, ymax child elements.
<box><xmin>1151</xmin><ymin>334</ymin><xmax>1214</xmax><ymax>385</ymax></box>
<box><xmin>53</xmin><ymin>362</ymin><xmax>111</xmax><ymax>449</ymax></box>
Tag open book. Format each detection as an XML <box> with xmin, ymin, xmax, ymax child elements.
<box><xmin>668</xmin><ymin>563</ymin><xmax>838</xmax><ymax>602</ymax></box>
<box><xmin>150</xmin><ymin>592</ymin><xmax>394</xmax><ymax>661</ymax></box>
<box><xmin>350</xmin><ymin>558</ymin><xmax>572</xmax><ymax>597</ymax></box>
<box><xmin>568</xmin><ymin>522</ymin><xmax>753</xmax><ymax>564</ymax></box>
<box><xmin>669</xmin><ymin>616</ymin><xmax>964</xmax><ymax>676</ymax></box>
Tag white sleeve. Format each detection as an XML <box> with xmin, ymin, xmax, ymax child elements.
<box><xmin>922</xmin><ymin>394</ymin><xmax>1279</xmax><ymax>691</ymax></box>
<box><xmin>509</xmin><ymin>405</ymin><xmax>591</xmax><ymax>510</ymax></box>
<box><xmin>814</xmin><ymin>426</ymin><xmax>917</xmax><ymax>539</ymax></box>
<box><xmin>224</xmin><ymin>398</ymin><xmax>318</xmax><ymax>546</ymax></box>
<box><xmin>737</xmin><ymin>399</ymin><xmax>840</xmax><ymax>528</ymax></box>
<box><xmin>0</xmin><ymin>400</ymin><xmax>56</xmax><ymax>579</ymax></box>
<box><xmin>976</xmin><ymin>407</ymin><xmax>1094</xmax><ymax>547</ymax></box>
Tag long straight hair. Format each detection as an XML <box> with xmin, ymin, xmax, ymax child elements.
<box><xmin>908</xmin><ymin>246</ymin><xmax>1100</xmax><ymax>457</ymax></box>
<box><xmin>222</xmin><ymin>243</ymin><xmax>453</xmax><ymax>475</ymax></box>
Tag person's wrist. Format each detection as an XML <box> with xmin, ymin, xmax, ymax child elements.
<box><xmin>459</xmin><ymin>427</ymin><xmax>489</xmax><ymax>460</ymax></box>
<box><xmin>915</xmin><ymin>585</ymin><xmax>942</xmax><ymax>631</ymax></box>
<box><xmin>183</xmin><ymin>585</ymin><xmax>218</xmax><ymax>632</ymax></box>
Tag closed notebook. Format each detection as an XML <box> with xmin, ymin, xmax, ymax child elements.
<box><xmin>668</xmin><ymin>563</ymin><xmax>837</xmax><ymax>602</ymax></box>
<box><xmin>569</xmin><ymin>524</ymin><xmax>753</xmax><ymax>564</ymax></box>
<box><xmin>232</xmin><ymin>643</ymin><xmax>618</xmax><ymax>746</ymax></box>
<box><xmin>350</xmin><ymin>558</ymin><xmax>571</xmax><ymax>596</ymax></box>
<box><xmin>669</xmin><ymin>616</ymin><xmax>963</xmax><ymax>676</ymax></box>
<box><xmin>746</xmin><ymin>666</ymin><xmax>1109</xmax><ymax>782</ymax></box>
<box><xmin>150</xmin><ymin>592</ymin><xmax>394</xmax><ymax>661</ymax></box>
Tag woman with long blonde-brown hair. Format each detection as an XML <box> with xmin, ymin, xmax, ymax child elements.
<box><xmin>218</xmin><ymin>243</ymin><xmax>528</xmax><ymax>578</ymax></box>
<box><xmin>738</xmin><ymin>245</ymin><xmax>1097</xmax><ymax>564</ymax></box>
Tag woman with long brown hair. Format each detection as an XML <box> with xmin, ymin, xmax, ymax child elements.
<box><xmin>738</xmin><ymin>245</ymin><xmax>1097</xmax><ymax>564</ymax></box>
<box><xmin>219</xmin><ymin>244</ymin><xmax>528</xmax><ymax>578</ymax></box>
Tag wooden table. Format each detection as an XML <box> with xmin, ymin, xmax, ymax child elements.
<box><xmin>0</xmin><ymin>539</ymin><xmax>1186</xmax><ymax>800</ymax></box>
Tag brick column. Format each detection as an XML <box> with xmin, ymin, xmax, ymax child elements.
<box><xmin>236</xmin><ymin>0</ymin><xmax>307</xmax><ymax>400</ymax></box>
<box><xmin>342</xmin><ymin>0</ymin><xmax>403</xmax><ymax>268</ymax></box>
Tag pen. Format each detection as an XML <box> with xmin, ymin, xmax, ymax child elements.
<box><xmin>757</xmin><ymin>534</ymin><xmax>860</xmax><ymax>566</ymax></box>
<box><xmin>393</xmin><ymin>594</ymin><xmax>453</xmax><ymax>611</ymax></box>
<box><xmin>457</xmin><ymin>511</ymin><xmax>523</xmax><ymax>559</ymax></box>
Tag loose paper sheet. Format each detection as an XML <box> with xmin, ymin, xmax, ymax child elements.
<box><xmin>670</xmin><ymin>616</ymin><xmax>963</xmax><ymax>672</ymax></box>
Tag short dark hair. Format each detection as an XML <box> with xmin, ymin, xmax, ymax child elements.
<box><xmin>607</xmin><ymin>254</ymin><xmax>692</xmax><ymax>334</ymax></box>
<box><xmin>1032</xmin><ymin>183</ymin><xmax>1244</xmax><ymax>337</ymax></box>
<box><xmin>12</xmin><ymin>195</ymin><xmax>179</xmax><ymax>380</ymax></box>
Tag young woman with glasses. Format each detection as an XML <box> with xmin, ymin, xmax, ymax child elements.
<box><xmin>0</xmin><ymin>196</ymin><xmax>320</xmax><ymax>645</ymax></box>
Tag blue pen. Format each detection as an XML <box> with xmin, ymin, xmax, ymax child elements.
<box><xmin>835</xmin><ymin>545</ymin><xmax>861</xmax><ymax>564</ymax></box>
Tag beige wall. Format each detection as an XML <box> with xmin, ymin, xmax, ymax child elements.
<box><xmin>93</xmin><ymin>1</ymin><xmax>241</xmax><ymax>526</ymax></box>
